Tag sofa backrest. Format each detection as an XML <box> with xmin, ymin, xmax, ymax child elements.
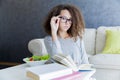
<box><xmin>28</xmin><ymin>28</ymin><xmax>96</xmax><ymax>56</ymax></box>
<box><xmin>83</xmin><ymin>28</ymin><xmax>96</xmax><ymax>55</ymax></box>
<box><xmin>28</xmin><ymin>26</ymin><xmax>120</xmax><ymax>56</ymax></box>
<box><xmin>96</xmin><ymin>26</ymin><xmax>120</xmax><ymax>54</ymax></box>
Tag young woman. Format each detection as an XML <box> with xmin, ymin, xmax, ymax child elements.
<box><xmin>44</xmin><ymin>4</ymin><xmax>89</xmax><ymax>66</ymax></box>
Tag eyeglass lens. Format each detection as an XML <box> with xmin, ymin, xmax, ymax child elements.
<box><xmin>59</xmin><ymin>16</ymin><xmax>72</xmax><ymax>24</ymax></box>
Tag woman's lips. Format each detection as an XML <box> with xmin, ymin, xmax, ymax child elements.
<box><xmin>64</xmin><ymin>26</ymin><xmax>69</xmax><ymax>29</ymax></box>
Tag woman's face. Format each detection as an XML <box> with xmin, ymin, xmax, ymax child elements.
<box><xmin>58</xmin><ymin>9</ymin><xmax>72</xmax><ymax>32</ymax></box>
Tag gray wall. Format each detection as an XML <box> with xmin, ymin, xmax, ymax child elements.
<box><xmin>0</xmin><ymin>0</ymin><xmax>120</xmax><ymax>62</ymax></box>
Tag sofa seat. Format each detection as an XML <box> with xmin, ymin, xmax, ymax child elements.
<box><xmin>89</xmin><ymin>54</ymin><xmax>120</xmax><ymax>69</ymax></box>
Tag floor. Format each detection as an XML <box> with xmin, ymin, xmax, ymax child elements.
<box><xmin>0</xmin><ymin>65</ymin><xmax>11</xmax><ymax>69</ymax></box>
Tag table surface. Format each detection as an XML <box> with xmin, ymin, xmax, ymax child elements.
<box><xmin>0</xmin><ymin>64</ymin><xmax>95</xmax><ymax>80</ymax></box>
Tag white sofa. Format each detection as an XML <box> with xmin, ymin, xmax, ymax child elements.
<box><xmin>28</xmin><ymin>26</ymin><xmax>120</xmax><ymax>80</ymax></box>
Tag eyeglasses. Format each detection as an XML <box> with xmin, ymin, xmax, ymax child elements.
<box><xmin>59</xmin><ymin>16</ymin><xmax>72</xmax><ymax>24</ymax></box>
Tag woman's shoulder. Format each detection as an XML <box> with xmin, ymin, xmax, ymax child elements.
<box><xmin>44</xmin><ymin>35</ymin><xmax>51</xmax><ymax>39</ymax></box>
<box><xmin>75</xmin><ymin>36</ymin><xmax>84</xmax><ymax>44</ymax></box>
<box><xmin>76</xmin><ymin>36</ymin><xmax>83</xmax><ymax>41</ymax></box>
<box><xmin>44</xmin><ymin>35</ymin><xmax>52</xmax><ymax>41</ymax></box>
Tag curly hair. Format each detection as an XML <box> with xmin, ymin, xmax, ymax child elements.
<box><xmin>44</xmin><ymin>4</ymin><xmax>85</xmax><ymax>40</ymax></box>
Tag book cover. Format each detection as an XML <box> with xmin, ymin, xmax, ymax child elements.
<box><xmin>53</xmin><ymin>69</ymin><xmax>96</xmax><ymax>80</ymax></box>
<box><xmin>26</xmin><ymin>63</ymin><xmax>73</xmax><ymax>80</ymax></box>
<box><xmin>52</xmin><ymin>71</ymin><xmax>81</xmax><ymax>80</ymax></box>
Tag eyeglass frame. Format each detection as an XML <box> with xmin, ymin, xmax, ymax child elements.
<box><xmin>59</xmin><ymin>16</ymin><xmax>72</xmax><ymax>24</ymax></box>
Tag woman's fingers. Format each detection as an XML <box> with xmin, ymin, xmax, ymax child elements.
<box><xmin>56</xmin><ymin>17</ymin><xmax>60</xmax><ymax>25</ymax></box>
<box><xmin>51</xmin><ymin>17</ymin><xmax>56</xmax><ymax>23</ymax></box>
<box><xmin>53</xmin><ymin>16</ymin><xmax>60</xmax><ymax>23</ymax></box>
<box><xmin>50</xmin><ymin>16</ymin><xmax>60</xmax><ymax>33</ymax></box>
<box><xmin>51</xmin><ymin>16</ymin><xmax>60</xmax><ymax>27</ymax></box>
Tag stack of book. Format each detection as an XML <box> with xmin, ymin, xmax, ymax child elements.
<box><xmin>26</xmin><ymin>54</ymin><xmax>95</xmax><ymax>80</ymax></box>
<box><xmin>26</xmin><ymin>63</ymin><xmax>73</xmax><ymax>80</ymax></box>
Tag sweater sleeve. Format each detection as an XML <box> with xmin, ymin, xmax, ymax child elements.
<box><xmin>44</xmin><ymin>36</ymin><xmax>63</xmax><ymax>57</ymax></box>
<box><xmin>80</xmin><ymin>40</ymin><xmax>89</xmax><ymax>64</ymax></box>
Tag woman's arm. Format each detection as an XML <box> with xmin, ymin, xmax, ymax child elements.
<box><xmin>44</xmin><ymin>16</ymin><xmax>63</xmax><ymax>57</ymax></box>
<box><xmin>44</xmin><ymin>36</ymin><xmax>63</xmax><ymax>57</ymax></box>
<box><xmin>50</xmin><ymin>16</ymin><xmax>60</xmax><ymax>41</ymax></box>
<box><xmin>80</xmin><ymin>40</ymin><xmax>89</xmax><ymax>64</ymax></box>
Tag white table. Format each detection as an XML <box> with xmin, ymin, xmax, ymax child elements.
<box><xmin>0</xmin><ymin>64</ymin><xmax>95</xmax><ymax>80</ymax></box>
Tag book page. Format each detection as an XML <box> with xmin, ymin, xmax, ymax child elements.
<box><xmin>78</xmin><ymin>64</ymin><xmax>94</xmax><ymax>71</ymax></box>
<box><xmin>52</xmin><ymin>54</ymin><xmax>78</xmax><ymax>71</ymax></box>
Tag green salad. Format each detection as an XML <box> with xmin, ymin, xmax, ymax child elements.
<box><xmin>27</xmin><ymin>54</ymin><xmax>50</xmax><ymax>61</ymax></box>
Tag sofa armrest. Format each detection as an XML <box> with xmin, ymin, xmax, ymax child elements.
<box><xmin>28</xmin><ymin>39</ymin><xmax>48</xmax><ymax>56</ymax></box>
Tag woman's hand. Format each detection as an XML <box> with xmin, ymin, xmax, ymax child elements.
<box><xmin>50</xmin><ymin>16</ymin><xmax>60</xmax><ymax>35</ymax></box>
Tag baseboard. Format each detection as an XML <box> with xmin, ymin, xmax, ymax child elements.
<box><xmin>0</xmin><ymin>61</ymin><xmax>21</xmax><ymax>66</ymax></box>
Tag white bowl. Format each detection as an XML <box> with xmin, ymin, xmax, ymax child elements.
<box><xmin>23</xmin><ymin>58</ymin><xmax>47</xmax><ymax>66</ymax></box>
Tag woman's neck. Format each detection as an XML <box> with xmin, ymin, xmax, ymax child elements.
<box><xmin>58</xmin><ymin>31</ymin><xmax>70</xmax><ymax>39</ymax></box>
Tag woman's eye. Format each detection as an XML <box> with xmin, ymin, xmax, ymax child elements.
<box><xmin>68</xmin><ymin>19</ymin><xmax>72</xmax><ymax>21</ymax></box>
<box><xmin>62</xmin><ymin>17</ymin><xmax>66</xmax><ymax>20</ymax></box>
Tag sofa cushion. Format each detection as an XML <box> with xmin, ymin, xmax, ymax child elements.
<box><xmin>102</xmin><ymin>30</ymin><xmax>120</xmax><ymax>54</ymax></box>
<box><xmin>96</xmin><ymin>26</ymin><xmax>120</xmax><ymax>54</ymax></box>
<box><xmin>84</xmin><ymin>28</ymin><xmax>96</xmax><ymax>55</ymax></box>
<box><xmin>89</xmin><ymin>54</ymin><xmax>120</xmax><ymax>69</ymax></box>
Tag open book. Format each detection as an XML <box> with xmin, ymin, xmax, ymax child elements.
<box><xmin>52</xmin><ymin>53</ymin><xmax>93</xmax><ymax>71</ymax></box>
